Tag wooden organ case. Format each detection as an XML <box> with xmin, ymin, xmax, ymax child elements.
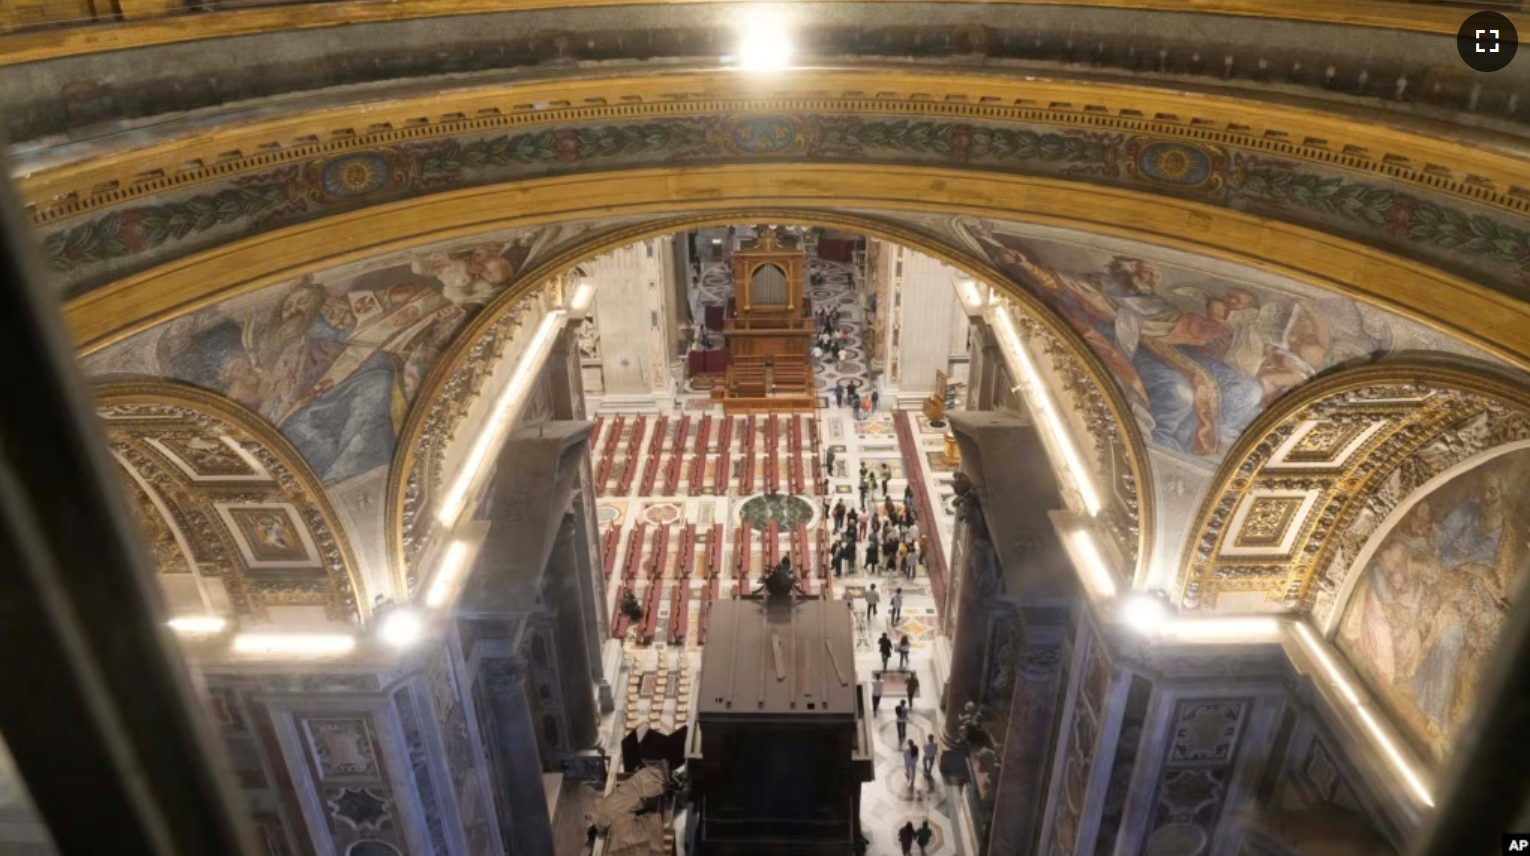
<box><xmin>718</xmin><ymin>228</ymin><xmax>817</xmax><ymax>412</ymax></box>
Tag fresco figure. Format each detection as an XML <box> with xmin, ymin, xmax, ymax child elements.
<box><xmin>961</xmin><ymin>219</ymin><xmax>1388</xmax><ymax>458</ymax></box>
<box><xmin>141</xmin><ymin>235</ymin><xmax>538</xmax><ymax>484</ymax></box>
<box><xmin>1338</xmin><ymin>452</ymin><xmax>1529</xmax><ymax>760</ymax></box>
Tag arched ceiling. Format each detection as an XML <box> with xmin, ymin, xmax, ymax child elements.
<box><xmin>1181</xmin><ymin>360</ymin><xmax>1530</xmax><ymax>618</ymax></box>
<box><xmin>18</xmin><ymin>42</ymin><xmax>1530</xmax><ymax>629</ymax></box>
<box><xmin>95</xmin><ymin>382</ymin><xmax>365</xmax><ymax>629</ymax></box>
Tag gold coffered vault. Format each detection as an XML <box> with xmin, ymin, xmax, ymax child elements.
<box><xmin>1178</xmin><ymin>359</ymin><xmax>1530</xmax><ymax>616</ymax></box>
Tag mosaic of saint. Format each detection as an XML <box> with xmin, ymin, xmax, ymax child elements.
<box><xmin>85</xmin><ymin>229</ymin><xmax>546</xmax><ymax>484</ymax></box>
<box><xmin>1337</xmin><ymin>447</ymin><xmax>1530</xmax><ymax>761</ymax></box>
<box><xmin>950</xmin><ymin>218</ymin><xmax>1493</xmax><ymax>460</ymax></box>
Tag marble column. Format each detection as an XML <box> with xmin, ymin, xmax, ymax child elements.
<box><xmin>547</xmin><ymin>326</ymin><xmax>586</xmax><ymax>421</ymax></box>
<box><xmin>941</xmin><ymin>526</ymin><xmax>999</xmax><ymax>746</ymax></box>
<box><xmin>965</xmin><ymin>320</ymin><xmax>1003</xmax><ymax>413</ymax></box>
<box><xmin>481</xmin><ymin>658</ymin><xmax>557</xmax><ymax>856</ymax></box>
<box><xmin>547</xmin><ymin>513</ymin><xmax>600</xmax><ymax>750</ymax></box>
<box><xmin>986</xmin><ymin>629</ymin><xmax>1067</xmax><ymax>856</ymax></box>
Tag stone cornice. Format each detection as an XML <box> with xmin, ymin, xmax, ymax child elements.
<box><xmin>24</xmin><ymin>68</ymin><xmax>1530</xmax><ymax>229</ymax></box>
<box><xmin>0</xmin><ymin>0</ymin><xmax>1471</xmax><ymax>67</ymax></box>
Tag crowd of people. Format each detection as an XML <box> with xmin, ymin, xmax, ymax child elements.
<box><xmin>821</xmin><ymin>461</ymin><xmax>927</xmax><ymax>581</ymax></box>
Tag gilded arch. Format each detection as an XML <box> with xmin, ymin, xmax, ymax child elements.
<box><xmin>1177</xmin><ymin>358</ymin><xmax>1530</xmax><ymax>617</ymax></box>
<box><xmin>95</xmin><ymin>380</ymin><xmax>368</xmax><ymax>626</ymax></box>
<box><xmin>380</xmin><ymin>209</ymin><xmax>1155</xmax><ymax>593</ymax></box>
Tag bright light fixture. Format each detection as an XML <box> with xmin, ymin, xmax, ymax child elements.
<box><xmin>734</xmin><ymin>14</ymin><xmax>792</xmax><ymax>71</ymax></box>
<box><xmin>168</xmin><ymin>615</ymin><xmax>227</xmax><ymax>634</ymax></box>
<box><xmin>1292</xmin><ymin>622</ymin><xmax>1433</xmax><ymax>807</ymax></box>
<box><xmin>436</xmin><ymin>310</ymin><xmax>567</xmax><ymax>526</ymax></box>
<box><xmin>426</xmin><ymin>539</ymin><xmax>476</xmax><ymax>608</ymax></box>
<box><xmin>1068</xmin><ymin>528</ymin><xmax>1118</xmax><ymax>599</ymax></box>
<box><xmin>231</xmin><ymin>633</ymin><xmax>356</xmax><ymax>655</ymax></box>
<box><xmin>569</xmin><ymin>280</ymin><xmax>596</xmax><ymax>314</ymax></box>
<box><xmin>1120</xmin><ymin>594</ymin><xmax>1169</xmax><ymax>633</ymax></box>
<box><xmin>380</xmin><ymin>609</ymin><xmax>425</xmax><ymax>648</ymax></box>
<box><xmin>993</xmin><ymin>308</ymin><xmax>1102</xmax><ymax>516</ymax></box>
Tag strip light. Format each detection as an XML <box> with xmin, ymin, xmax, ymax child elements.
<box><xmin>231</xmin><ymin>633</ymin><xmax>356</xmax><ymax>655</ymax></box>
<box><xmin>168</xmin><ymin>616</ymin><xmax>226</xmax><ymax>634</ymax></box>
<box><xmin>436</xmin><ymin>310</ymin><xmax>567</xmax><ymax>527</ymax></box>
<box><xmin>1152</xmin><ymin>616</ymin><xmax>1282</xmax><ymax>644</ymax></box>
<box><xmin>1068</xmin><ymin>529</ymin><xmax>1118</xmax><ymax>599</ymax></box>
<box><xmin>1292</xmin><ymin>622</ymin><xmax>1433</xmax><ymax>807</ymax></box>
<box><xmin>993</xmin><ymin>308</ymin><xmax>1102</xmax><ymax>516</ymax></box>
<box><xmin>426</xmin><ymin>539</ymin><xmax>476</xmax><ymax>608</ymax></box>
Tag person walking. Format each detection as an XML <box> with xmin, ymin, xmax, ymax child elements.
<box><xmin>922</xmin><ymin>735</ymin><xmax>938</xmax><ymax>778</ymax></box>
<box><xmin>858</xmin><ymin>512</ymin><xmax>869</xmax><ymax>542</ymax></box>
<box><xmin>826</xmin><ymin>447</ymin><xmax>837</xmax><ymax>476</ymax></box>
<box><xmin>866</xmin><ymin>540</ymin><xmax>880</xmax><ymax>577</ymax></box>
<box><xmin>898</xmin><ymin>821</ymin><xmax>916</xmax><ymax>856</ymax></box>
<box><xmin>906</xmin><ymin>671</ymin><xmax>920</xmax><ymax>706</ymax></box>
<box><xmin>903</xmin><ymin>740</ymin><xmax>919</xmax><ymax>784</ymax></box>
<box><xmin>890</xmin><ymin>587</ymin><xmax>904</xmax><ymax>626</ymax></box>
<box><xmin>878</xmin><ymin>632</ymin><xmax>893</xmax><ymax>672</ymax></box>
<box><xmin>834</xmin><ymin>384</ymin><xmax>844</xmax><ymax>407</ymax></box>
<box><xmin>909</xmin><ymin>520</ymin><xmax>920</xmax><ymax>544</ymax></box>
<box><xmin>833</xmin><ymin>543</ymin><xmax>845</xmax><ymax>578</ymax></box>
<box><xmin>851</xmin><ymin>394</ymin><xmax>862</xmax><ymax>420</ymax></box>
<box><xmin>857</xmin><ymin>479</ymin><xmax>869</xmax><ymax>514</ymax></box>
<box><xmin>846</xmin><ymin>507</ymin><xmax>859</xmax><ymax>536</ymax></box>
<box><xmin>872</xmin><ymin>675</ymin><xmax>884</xmax><ymax>715</ymax></box>
<box><xmin>895</xmin><ymin>701</ymin><xmax>909</xmax><ymax>743</ymax></box>
<box><xmin>865</xmin><ymin>584</ymin><xmax>880</xmax><ymax>622</ymax></box>
<box><xmin>898</xmin><ymin>634</ymin><xmax>912</xmax><ymax>670</ymax></box>
<box><xmin>904</xmin><ymin>482</ymin><xmax>914</xmax><ymax>508</ymax></box>
<box><xmin>915</xmin><ymin>820</ymin><xmax>934</xmax><ymax>855</ymax></box>
<box><xmin>832</xmin><ymin>500</ymin><xmax>846</xmax><ymax>532</ymax></box>
<box><xmin>879</xmin><ymin>464</ymin><xmax>891</xmax><ymax>497</ymax></box>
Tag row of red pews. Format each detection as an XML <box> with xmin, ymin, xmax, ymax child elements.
<box><xmin>767</xmin><ymin>413</ymin><xmax>779</xmax><ymax>452</ymax></box>
<box><xmin>614</xmin><ymin>416</ymin><xmax>646</xmax><ymax>495</ymax></box>
<box><xmin>596</xmin><ymin>415</ymin><xmax>625</xmax><ymax>495</ymax></box>
<box><xmin>739</xmin><ymin>416</ymin><xmax>756</xmax><ymax>494</ymax></box>
<box><xmin>733</xmin><ymin>524</ymin><xmax>751</xmax><ymax>594</ymax></box>
<box><xmin>621</xmin><ymin>523</ymin><xmax>648</xmax><ymax>584</ymax></box>
<box><xmin>639</xmin><ymin>416</ymin><xmax>665</xmax><ymax>495</ymax></box>
<box><xmin>663</xmin><ymin>415</ymin><xmax>689</xmax><ymax>495</ymax></box>
<box><xmin>667</xmin><ymin>524</ymin><xmax>696</xmax><ymax>645</ymax></box>
<box><xmin>637</xmin><ymin>524</ymin><xmax>670</xmax><ymax>645</ymax></box>
<box><xmin>698</xmin><ymin>575</ymin><xmax>721</xmax><ymax>644</ymax></box>
<box><xmin>712</xmin><ymin>416</ymin><xmax>733</xmax><ymax>495</ymax></box>
<box><xmin>601</xmin><ymin>527</ymin><xmax>620</xmax><ymax>582</ymax></box>
<box><xmin>695</xmin><ymin>524</ymin><xmax>724</xmax><ymax>644</ymax></box>
<box><xmin>764</xmin><ymin>448</ymin><xmax>779</xmax><ymax>495</ymax></box>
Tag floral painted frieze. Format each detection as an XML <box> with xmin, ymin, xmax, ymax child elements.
<box><xmin>38</xmin><ymin>113</ymin><xmax>1530</xmax><ymax>300</ymax></box>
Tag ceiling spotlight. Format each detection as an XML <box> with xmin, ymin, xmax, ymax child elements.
<box><xmin>380</xmin><ymin>608</ymin><xmax>425</xmax><ymax>648</ymax></box>
<box><xmin>734</xmin><ymin>17</ymin><xmax>792</xmax><ymax>72</ymax></box>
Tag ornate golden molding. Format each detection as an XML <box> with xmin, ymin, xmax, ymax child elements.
<box><xmin>0</xmin><ymin>0</ymin><xmax>1467</xmax><ymax>66</ymax></box>
<box><xmin>94</xmin><ymin>380</ymin><xmax>369</xmax><ymax>624</ymax></box>
<box><xmin>381</xmin><ymin>208</ymin><xmax>1153</xmax><ymax>591</ymax></box>
<box><xmin>24</xmin><ymin>69</ymin><xmax>1530</xmax><ymax>228</ymax></box>
<box><xmin>1177</xmin><ymin>359</ymin><xmax>1530</xmax><ymax>616</ymax></box>
<box><xmin>64</xmin><ymin>163</ymin><xmax>1530</xmax><ymax>370</ymax></box>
